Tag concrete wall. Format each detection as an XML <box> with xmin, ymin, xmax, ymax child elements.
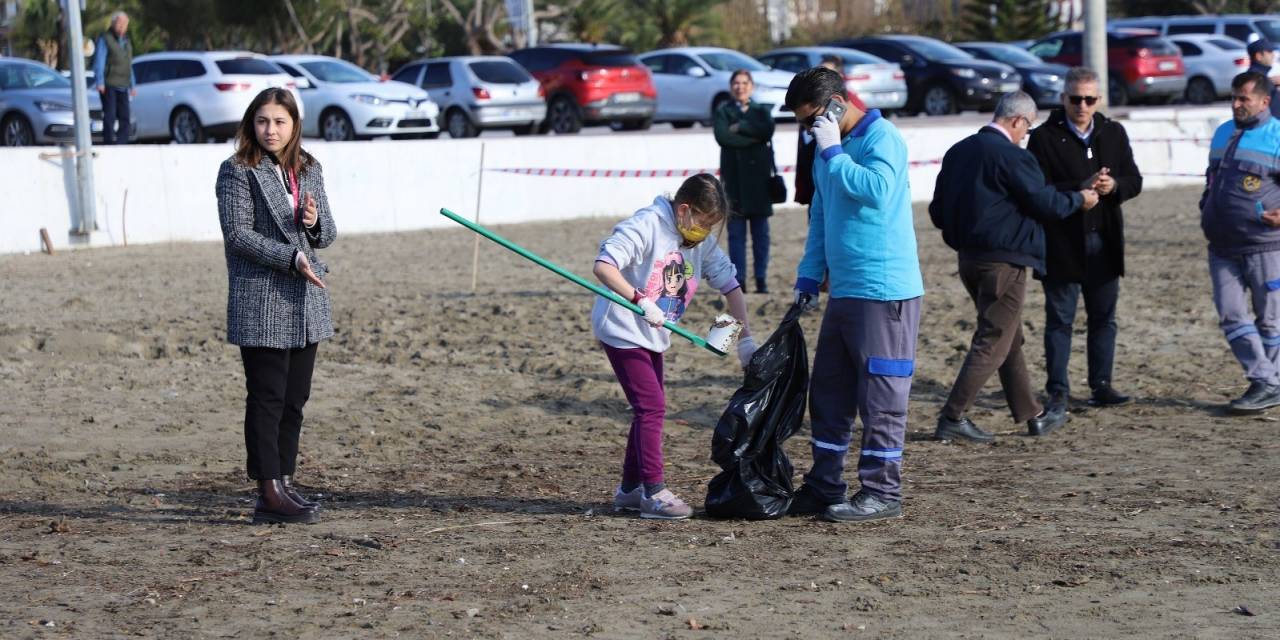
<box><xmin>0</xmin><ymin>106</ymin><xmax>1229</xmax><ymax>256</ymax></box>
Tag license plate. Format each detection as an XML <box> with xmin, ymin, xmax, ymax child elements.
<box><xmin>1158</xmin><ymin>61</ymin><xmax>1176</xmax><ymax>71</ymax></box>
<box><xmin>613</xmin><ymin>92</ymin><xmax>641</xmax><ymax>103</ymax></box>
<box><xmin>406</xmin><ymin>110</ymin><xmax>427</xmax><ymax>119</ymax></box>
<box><xmin>1001</xmin><ymin>82</ymin><xmax>1020</xmax><ymax>92</ymax></box>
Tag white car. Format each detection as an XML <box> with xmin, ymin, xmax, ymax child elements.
<box><xmin>271</xmin><ymin>54</ymin><xmax>439</xmax><ymax>141</ymax></box>
<box><xmin>638</xmin><ymin>47</ymin><xmax>795</xmax><ymax>127</ymax></box>
<box><xmin>1168</xmin><ymin>35</ymin><xmax>1250</xmax><ymax>104</ymax></box>
<box><xmin>131</xmin><ymin>51</ymin><xmax>303</xmax><ymax>143</ymax></box>
<box><xmin>757</xmin><ymin>46</ymin><xmax>909</xmax><ymax>111</ymax></box>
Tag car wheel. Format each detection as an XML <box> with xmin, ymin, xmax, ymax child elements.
<box><xmin>548</xmin><ymin>97</ymin><xmax>581</xmax><ymax>134</ymax></box>
<box><xmin>321</xmin><ymin>109</ymin><xmax>355</xmax><ymax>141</ymax></box>
<box><xmin>1</xmin><ymin>114</ymin><xmax>35</xmax><ymax>146</ymax></box>
<box><xmin>610</xmin><ymin>118</ymin><xmax>652</xmax><ymax>132</ymax></box>
<box><xmin>671</xmin><ymin>121</ymin><xmax>695</xmax><ymax>129</ymax></box>
<box><xmin>922</xmin><ymin>85</ymin><xmax>957</xmax><ymax>116</ymax></box>
<box><xmin>1108</xmin><ymin>77</ymin><xmax>1128</xmax><ymax>107</ymax></box>
<box><xmin>512</xmin><ymin>123</ymin><xmax>537</xmax><ymax>136</ymax></box>
<box><xmin>446</xmin><ymin>109</ymin><xmax>478</xmax><ymax>138</ymax></box>
<box><xmin>169</xmin><ymin>107</ymin><xmax>205</xmax><ymax>144</ymax></box>
<box><xmin>1185</xmin><ymin>77</ymin><xmax>1215</xmax><ymax>105</ymax></box>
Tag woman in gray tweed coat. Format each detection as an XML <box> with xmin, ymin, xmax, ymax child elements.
<box><xmin>216</xmin><ymin>88</ymin><xmax>335</xmax><ymax>525</ymax></box>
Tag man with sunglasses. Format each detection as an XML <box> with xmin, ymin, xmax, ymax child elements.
<box><xmin>782</xmin><ymin>67</ymin><xmax>923</xmax><ymax>523</ymax></box>
<box><xmin>930</xmin><ymin>91</ymin><xmax>1099</xmax><ymax>445</ymax></box>
<box><xmin>1200</xmin><ymin>71</ymin><xmax>1280</xmax><ymax>413</ymax></box>
<box><xmin>1026</xmin><ymin>67</ymin><xmax>1143</xmax><ymax>417</ymax></box>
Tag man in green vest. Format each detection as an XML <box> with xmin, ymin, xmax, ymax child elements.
<box><xmin>92</xmin><ymin>11</ymin><xmax>135</xmax><ymax>144</ymax></box>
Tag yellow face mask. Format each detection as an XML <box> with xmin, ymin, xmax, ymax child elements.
<box><xmin>676</xmin><ymin>205</ymin><xmax>712</xmax><ymax>244</ymax></box>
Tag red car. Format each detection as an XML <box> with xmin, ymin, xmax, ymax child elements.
<box><xmin>509</xmin><ymin>44</ymin><xmax>657</xmax><ymax>134</ymax></box>
<box><xmin>1028</xmin><ymin>29</ymin><xmax>1187</xmax><ymax>105</ymax></box>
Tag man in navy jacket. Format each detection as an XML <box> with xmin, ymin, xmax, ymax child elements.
<box><xmin>930</xmin><ymin>91</ymin><xmax>1099</xmax><ymax>444</ymax></box>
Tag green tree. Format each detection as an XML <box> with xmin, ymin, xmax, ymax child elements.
<box><xmin>630</xmin><ymin>0</ymin><xmax>724</xmax><ymax>48</ymax></box>
<box><xmin>961</xmin><ymin>0</ymin><xmax>1053</xmax><ymax>42</ymax></box>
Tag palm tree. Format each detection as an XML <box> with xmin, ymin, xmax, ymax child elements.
<box><xmin>631</xmin><ymin>0</ymin><xmax>723</xmax><ymax>48</ymax></box>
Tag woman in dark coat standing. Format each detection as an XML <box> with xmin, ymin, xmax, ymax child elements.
<box><xmin>216</xmin><ymin>88</ymin><xmax>336</xmax><ymax>525</ymax></box>
<box><xmin>714</xmin><ymin>69</ymin><xmax>776</xmax><ymax>293</ymax></box>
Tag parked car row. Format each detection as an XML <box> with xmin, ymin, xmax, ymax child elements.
<box><xmin>5</xmin><ymin>14</ymin><xmax>1277</xmax><ymax>147</ymax></box>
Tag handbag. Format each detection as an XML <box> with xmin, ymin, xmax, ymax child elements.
<box><xmin>768</xmin><ymin>142</ymin><xmax>787</xmax><ymax>204</ymax></box>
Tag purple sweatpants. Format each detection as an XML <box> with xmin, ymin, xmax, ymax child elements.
<box><xmin>603</xmin><ymin>343</ymin><xmax>666</xmax><ymax>485</ymax></box>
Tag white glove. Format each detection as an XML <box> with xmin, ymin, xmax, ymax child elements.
<box><xmin>793</xmin><ymin>289</ymin><xmax>820</xmax><ymax>313</ymax></box>
<box><xmin>638</xmin><ymin>298</ymin><xmax>666</xmax><ymax>328</ymax></box>
<box><xmin>811</xmin><ymin>111</ymin><xmax>842</xmax><ymax>153</ymax></box>
<box><xmin>737</xmin><ymin>335</ymin><xmax>757</xmax><ymax>369</ymax></box>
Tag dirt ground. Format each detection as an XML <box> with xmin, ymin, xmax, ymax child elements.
<box><xmin>0</xmin><ymin>185</ymin><xmax>1277</xmax><ymax>639</ymax></box>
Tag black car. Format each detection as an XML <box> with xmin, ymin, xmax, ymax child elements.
<box><xmin>824</xmin><ymin>35</ymin><xmax>1021</xmax><ymax>116</ymax></box>
<box><xmin>956</xmin><ymin>42</ymin><xmax>1070</xmax><ymax>108</ymax></box>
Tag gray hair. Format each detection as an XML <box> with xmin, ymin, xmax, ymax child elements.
<box><xmin>1065</xmin><ymin>66</ymin><xmax>1099</xmax><ymax>88</ymax></box>
<box><xmin>110</xmin><ymin>11</ymin><xmax>128</xmax><ymax>25</ymax></box>
<box><xmin>993</xmin><ymin>91</ymin><xmax>1037</xmax><ymax>121</ymax></box>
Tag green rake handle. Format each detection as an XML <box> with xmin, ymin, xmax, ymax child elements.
<box><xmin>439</xmin><ymin>208</ymin><xmax>725</xmax><ymax>356</ymax></box>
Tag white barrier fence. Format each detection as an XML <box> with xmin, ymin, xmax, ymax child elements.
<box><xmin>0</xmin><ymin>107</ymin><xmax>1228</xmax><ymax>256</ymax></box>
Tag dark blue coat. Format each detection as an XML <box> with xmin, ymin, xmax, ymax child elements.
<box><xmin>929</xmin><ymin>127</ymin><xmax>1082</xmax><ymax>274</ymax></box>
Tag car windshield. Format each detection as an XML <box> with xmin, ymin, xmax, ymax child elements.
<box><xmin>698</xmin><ymin>51</ymin><xmax>769</xmax><ymax>72</ymax></box>
<box><xmin>902</xmin><ymin>38</ymin><xmax>974</xmax><ymax>62</ymax></box>
<box><xmin>1257</xmin><ymin>19</ymin><xmax>1280</xmax><ymax>42</ymax></box>
<box><xmin>1210</xmin><ymin>38</ymin><xmax>1246</xmax><ymax>51</ymax></box>
<box><xmin>469</xmin><ymin>60</ymin><xmax>531</xmax><ymax>84</ymax></box>
<box><xmin>0</xmin><ymin>62</ymin><xmax>70</xmax><ymax>90</ymax></box>
<box><xmin>974</xmin><ymin>45</ymin><xmax>1042</xmax><ymax>66</ymax></box>
<box><xmin>215</xmin><ymin>58</ymin><xmax>283</xmax><ymax>75</ymax></box>
<box><xmin>299</xmin><ymin>60</ymin><xmax>373</xmax><ymax>83</ymax></box>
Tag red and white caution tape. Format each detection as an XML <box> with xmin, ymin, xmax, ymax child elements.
<box><xmin>488</xmin><ymin>157</ymin><xmax>943</xmax><ymax>178</ymax></box>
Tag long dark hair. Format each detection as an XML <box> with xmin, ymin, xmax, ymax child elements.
<box><xmin>233</xmin><ymin>87</ymin><xmax>314</xmax><ymax>174</ymax></box>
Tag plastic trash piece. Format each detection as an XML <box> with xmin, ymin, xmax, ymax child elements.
<box><xmin>705</xmin><ymin>304</ymin><xmax>809</xmax><ymax>519</ymax></box>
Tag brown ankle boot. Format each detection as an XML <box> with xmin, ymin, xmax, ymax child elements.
<box><xmin>253</xmin><ymin>479</ymin><xmax>318</xmax><ymax>525</ymax></box>
<box><xmin>281</xmin><ymin>475</ymin><xmax>319</xmax><ymax>509</ymax></box>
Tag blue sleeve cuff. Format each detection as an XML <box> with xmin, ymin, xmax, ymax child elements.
<box><xmin>819</xmin><ymin>145</ymin><xmax>845</xmax><ymax>162</ymax></box>
<box><xmin>795</xmin><ymin>277</ymin><xmax>821</xmax><ymax>295</ymax></box>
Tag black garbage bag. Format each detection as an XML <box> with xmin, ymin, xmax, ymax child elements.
<box><xmin>705</xmin><ymin>304</ymin><xmax>809</xmax><ymax>520</ymax></box>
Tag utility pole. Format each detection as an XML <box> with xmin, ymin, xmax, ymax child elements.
<box><xmin>525</xmin><ymin>0</ymin><xmax>536</xmax><ymax>47</ymax></box>
<box><xmin>1083</xmin><ymin>0</ymin><xmax>1108</xmax><ymax>107</ymax></box>
<box><xmin>63</xmin><ymin>0</ymin><xmax>97</xmax><ymax>237</ymax></box>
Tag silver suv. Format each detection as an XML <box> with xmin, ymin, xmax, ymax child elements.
<box><xmin>390</xmin><ymin>56</ymin><xmax>545</xmax><ymax>138</ymax></box>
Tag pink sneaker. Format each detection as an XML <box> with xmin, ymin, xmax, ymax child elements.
<box><xmin>640</xmin><ymin>489</ymin><xmax>693</xmax><ymax>520</ymax></box>
<box><xmin>613</xmin><ymin>486</ymin><xmax>643</xmax><ymax>512</ymax></box>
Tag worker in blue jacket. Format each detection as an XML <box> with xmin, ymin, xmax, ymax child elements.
<box><xmin>1202</xmin><ymin>71</ymin><xmax>1280</xmax><ymax>413</ymax></box>
<box><xmin>782</xmin><ymin>67</ymin><xmax>924</xmax><ymax>523</ymax></box>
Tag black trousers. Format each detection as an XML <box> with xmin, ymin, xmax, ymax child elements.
<box><xmin>241</xmin><ymin>343</ymin><xmax>317</xmax><ymax>480</ymax></box>
<box><xmin>1042</xmin><ymin>276</ymin><xmax>1119</xmax><ymax>395</ymax></box>
<box><xmin>102</xmin><ymin>86</ymin><xmax>130</xmax><ymax>145</ymax></box>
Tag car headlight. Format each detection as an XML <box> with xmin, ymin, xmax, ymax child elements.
<box><xmin>349</xmin><ymin>94</ymin><xmax>385</xmax><ymax>105</ymax></box>
<box><xmin>36</xmin><ymin>100</ymin><xmax>73</xmax><ymax>112</ymax></box>
<box><xmin>1030</xmin><ymin>73</ymin><xmax>1063</xmax><ymax>89</ymax></box>
<box><xmin>950</xmin><ymin>68</ymin><xmax>977</xmax><ymax>79</ymax></box>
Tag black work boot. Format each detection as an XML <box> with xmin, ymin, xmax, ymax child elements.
<box><xmin>1229</xmin><ymin>380</ymin><xmax>1280</xmax><ymax>414</ymax></box>
<box><xmin>1027</xmin><ymin>407</ymin><xmax>1068</xmax><ymax>436</ymax></box>
<box><xmin>787</xmin><ymin>484</ymin><xmax>840</xmax><ymax>516</ymax></box>
<box><xmin>253</xmin><ymin>479</ymin><xmax>319</xmax><ymax>525</ymax></box>
<box><xmin>823</xmin><ymin>491</ymin><xmax>902</xmax><ymax>523</ymax></box>
<box><xmin>935</xmin><ymin>415</ymin><xmax>995</xmax><ymax>444</ymax></box>
<box><xmin>281</xmin><ymin>475</ymin><xmax>319</xmax><ymax>510</ymax></box>
<box><xmin>1088</xmin><ymin>383</ymin><xmax>1132</xmax><ymax>407</ymax></box>
<box><xmin>1046</xmin><ymin>390</ymin><xmax>1069</xmax><ymax>415</ymax></box>
<box><xmin>755</xmin><ymin>277</ymin><xmax>769</xmax><ymax>294</ymax></box>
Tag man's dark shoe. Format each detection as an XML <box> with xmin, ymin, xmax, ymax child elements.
<box><xmin>1088</xmin><ymin>383</ymin><xmax>1131</xmax><ymax>407</ymax></box>
<box><xmin>1027</xmin><ymin>407</ymin><xmax>1068</xmax><ymax>436</ymax></box>
<box><xmin>935</xmin><ymin>415</ymin><xmax>994</xmax><ymax>444</ymax></box>
<box><xmin>755</xmin><ymin>277</ymin><xmax>769</xmax><ymax>294</ymax></box>
<box><xmin>787</xmin><ymin>484</ymin><xmax>839</xmax><ymax>516</ymax></box>
<box><xmin>1229</xmin><ymin>381</ymin><xmax>1280</xmax><ymax>414</ymax></box>
<box><xmin>1046</xmin><ymin>390</ymin><xmax>1069</xmax><ymax>414</ymax></box>
<box><xmin>823</xmin><ymin>491</ymin><xmax>902</xmax><ymax>523</ymax></box>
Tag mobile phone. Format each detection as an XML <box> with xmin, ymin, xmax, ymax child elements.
<box><xmin>824</xmin><ymin>96</ymin><xmax>847</xmax><ymax>123</ymax></box>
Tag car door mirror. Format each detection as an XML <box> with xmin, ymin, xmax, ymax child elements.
<box><xmin>686</xmin><ymin>66</ymin><xmax>708</xmax><ymax>78</ymax></box>
<box><xmin>295</xmin><ymin>77</ymin><xmax>313</xmax><ymax>89</ymax></box>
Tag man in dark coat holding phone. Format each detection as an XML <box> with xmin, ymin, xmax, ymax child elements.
<box><xmin>1027</xmin><ymin>67</ymin><xmax>1143</xmax><ymax>414</ymax></box>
